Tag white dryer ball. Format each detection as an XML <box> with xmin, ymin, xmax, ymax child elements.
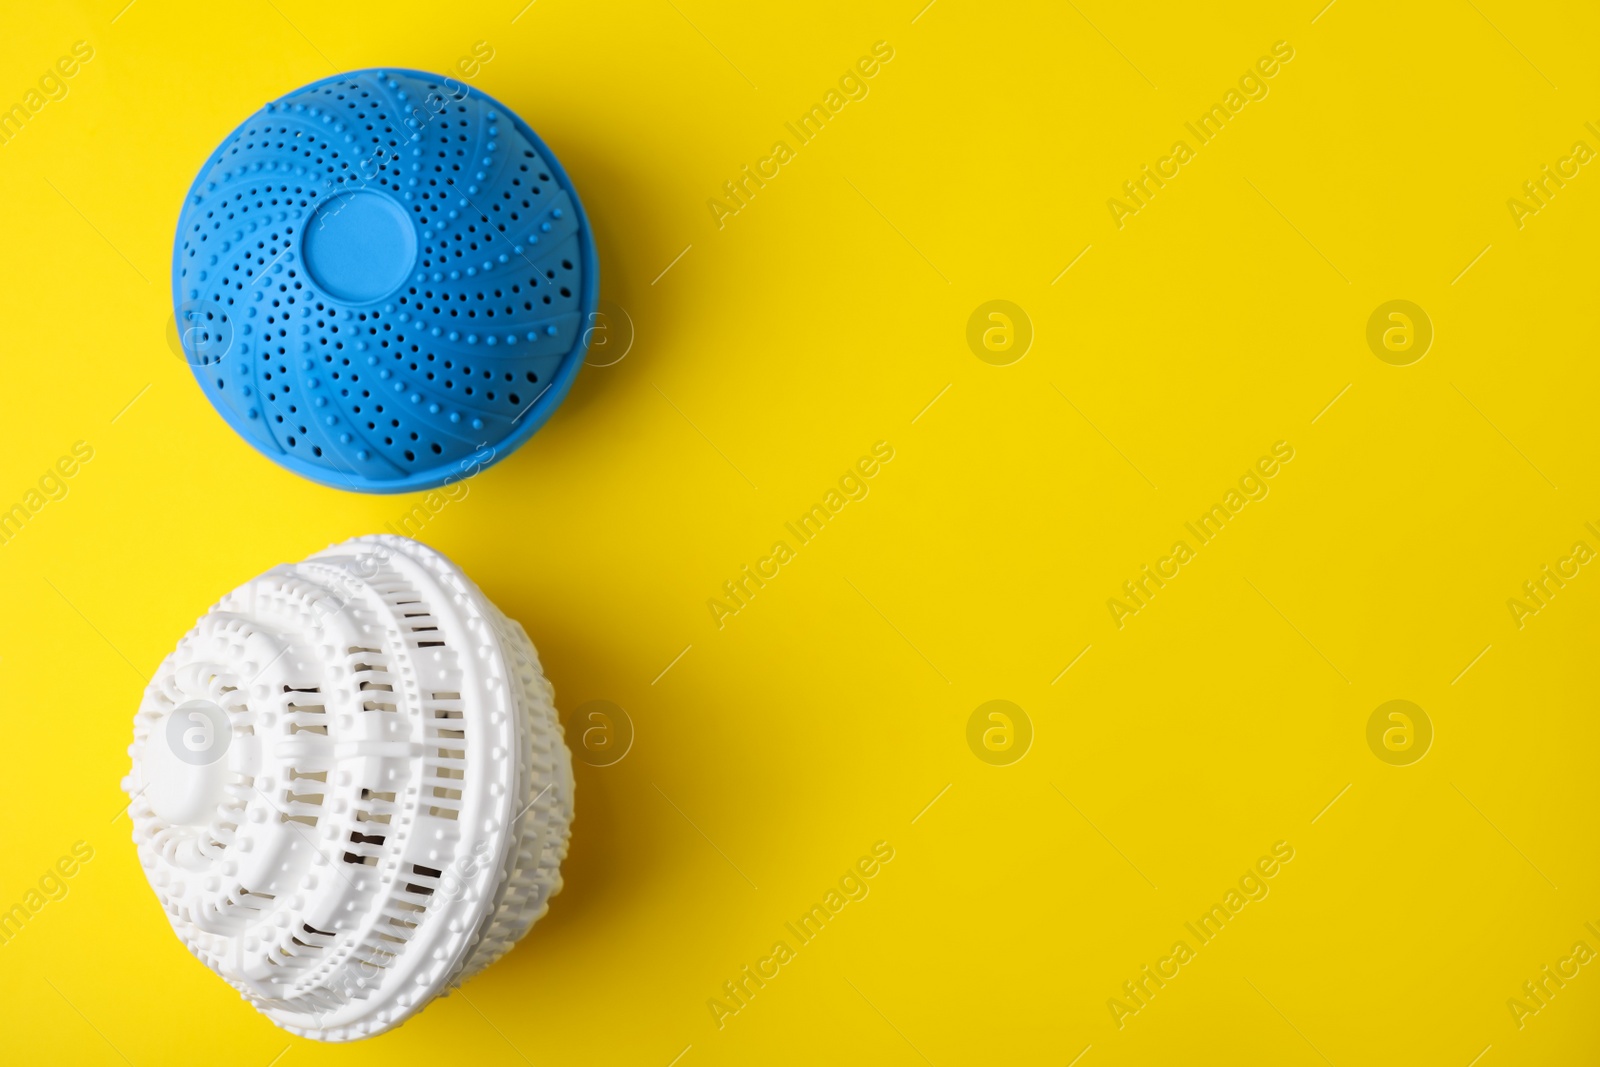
<box><xmin>124</xmin><ymin>535</ymin><xmax>574</xmax><ymax>1041</ymax></box>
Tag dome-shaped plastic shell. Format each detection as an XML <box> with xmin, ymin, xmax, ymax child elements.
<box><xmin>173</xmin><ymin>69</ymin><xmax>599</xmax><ymax>493</ymax></box>
<box><xmin>124</xmin><ymin>535</ymin><xmax>574</xmax><ymax>1041</ymax></box>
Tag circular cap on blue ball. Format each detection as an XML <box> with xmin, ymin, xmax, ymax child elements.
<box><xmin>173</xmin><ymin>69</ymin><xmax>599</xmax><ymax>493</ymax></box>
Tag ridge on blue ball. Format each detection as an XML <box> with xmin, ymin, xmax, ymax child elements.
<box><xmin>173</xmin><ymin>69</ymin><xmax>599</xmax><ymax>493</ymax></box>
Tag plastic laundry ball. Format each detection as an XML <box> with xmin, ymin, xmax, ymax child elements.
<box><xmin>172</xmin><ymin>69</ymin><xmax>598</xmax><ymax>492</ymax></box>
<box><xmin>123</xmin><ymin>535</ymin><xmax>574</xmax><ymax>1040</ymax></box>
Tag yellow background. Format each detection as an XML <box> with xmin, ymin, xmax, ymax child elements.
<box><xmin>2</xmin><ymin>0</ymin><xmax>1598</xmax><ymax>1063</ymax></box>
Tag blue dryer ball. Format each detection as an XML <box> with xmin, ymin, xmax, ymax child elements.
<box><xmin>173</xmin><ymin>69</ymin><xmax>599</xmax><ymax>493</ymax></box>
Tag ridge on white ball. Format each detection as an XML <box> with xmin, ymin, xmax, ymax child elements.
<box><xmin>123</xmin><ymin>535</ymin><xmax>574</xmax><ymax>1041</ymax></box>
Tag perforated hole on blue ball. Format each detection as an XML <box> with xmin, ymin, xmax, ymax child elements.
<box><xmin>173</xmin><ymin>69</ymin><xmax>599</xmax><ymax>493</ymax></box>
